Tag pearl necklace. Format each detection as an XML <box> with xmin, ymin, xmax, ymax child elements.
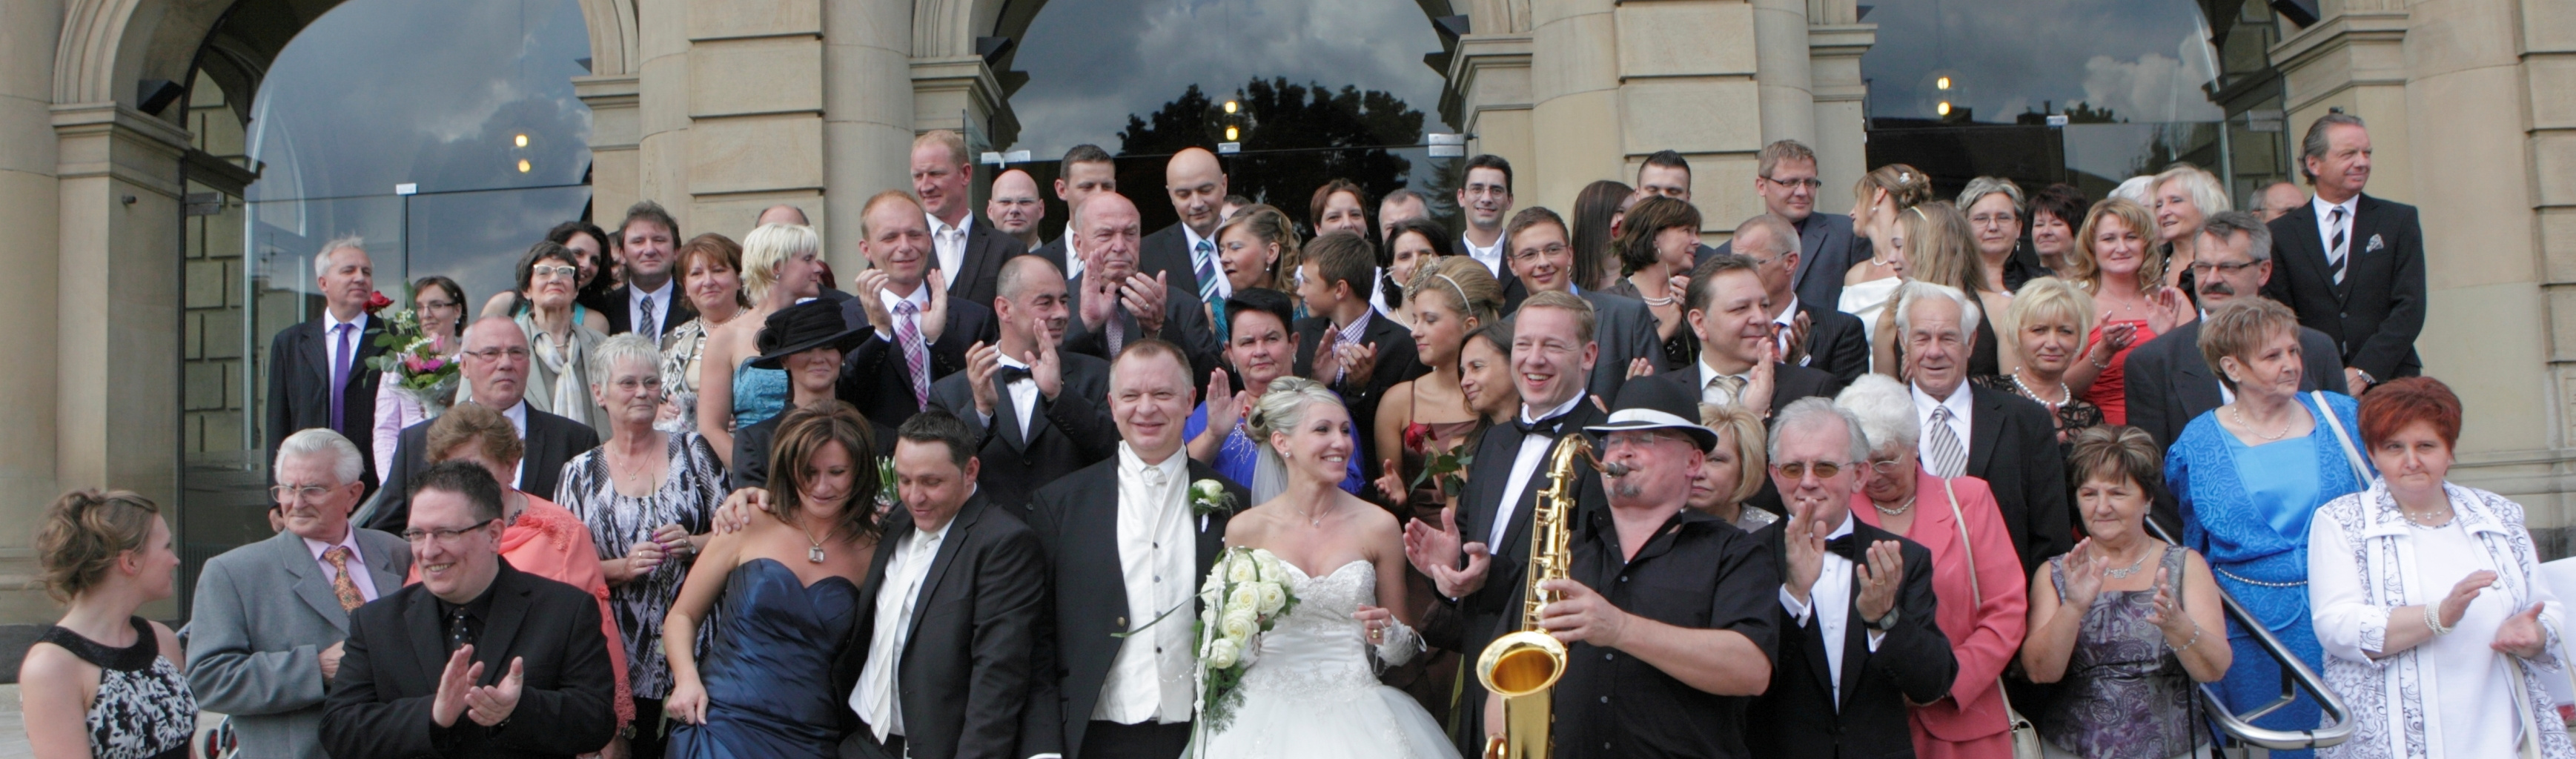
<box><xmin>2230</xmin><ymin>405</ymin><xmax>2294</xmax><ymax>441</ymax></box>
<box><xmin>2010</xmin><ymin>369</ymin><xmax>2070</xmax><ymax>411</ymax></box>
<box><xmin>1872</xmin><ymin>497</ymin><xmax>1915</xmax><ymax>517</ymax></box>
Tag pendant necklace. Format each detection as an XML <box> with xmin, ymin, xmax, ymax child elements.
<box><xmin>794</xmin><ymin>517</ymin><xmax>829</xmax><ymax>563</ymax></box>
<box><xmin>2230</xmin><ymin>405</ymin><xmax>2294</xmax><ymax>441</ymax></box>
<box><xmin>2103</xmin><ymin>545</ymin><xmax>2153</xmax><ymax>579</ymax></box>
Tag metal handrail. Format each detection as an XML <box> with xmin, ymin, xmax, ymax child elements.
<box><xmin>2142</xmin><ymin>519</ymin><xmax>2353</xmax><ymax>750</ymax></box>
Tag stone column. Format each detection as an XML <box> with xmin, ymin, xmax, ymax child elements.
<box><xmin>679</xmin><ymin>0</ymin><xmax>829</xmax><ymax>248</ymax></box>
<box><xmin>2534</xmin><ymin>0</ymin><xmax>2576</xmax><ymax>523</ymax></box>
<box><xmin>1805</xmin><ymin>0</ymin><xmax>1871</xmax><ymax>212</ymax></box>
<box><xmin>577</xmin><ymin>74</ymin><xmax>641</xmax><ymax>229</ymax></box>
<box><xmin>0</xmin><ymin>0</ymin><xmax>63</xmax><ymax>558</ymax></box>
<box><xmin>1613</xmin><ymin>0</ymin><xmax>1763</xmax><ymax>231</ymax></box>
<box><xmin>1443</xmin><ymin>33</ymin><xmax>1534</xmax><ymax>203</ymax></box>
<box><xmin>1527</xmin><ymin>0</ymin><xmax>1622</xmax><ymax>213</ymax></box>
<box><xmin>823</xmin><ymin>0</ymin><xmax>915</xmax><ymax>274</ymax></box>
<box><xmin>1750</xmin><ymin>0</ymin><xmax>1814</xmax><ymax>148</ymax></box>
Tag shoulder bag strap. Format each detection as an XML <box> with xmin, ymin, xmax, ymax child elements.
<box><xmin>1941</xmin><ymin>477</ymin><xmax>1979</xmax><ymax>606</ymax></box>
<box><xmin>2313</xmin><ymin>390</ymin><xmax>2372</xmax><ymax>486</ymax></box>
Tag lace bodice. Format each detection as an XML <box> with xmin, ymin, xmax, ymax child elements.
<box><xmin>1240</xmin><ymin>560</ymin><xmax>1380</xmax><ymax>695</ymax></box>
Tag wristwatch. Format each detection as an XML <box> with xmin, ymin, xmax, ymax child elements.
<box><xmin>1861</xmin><ymin>607</ymin><xmax>1900</xmax><ymax>632</ymax></box>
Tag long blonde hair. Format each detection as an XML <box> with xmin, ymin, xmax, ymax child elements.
<box><xmin>2065</xmin><ymin>198</ymin><xmax>2162</xmax><ymax>294</ymax></box>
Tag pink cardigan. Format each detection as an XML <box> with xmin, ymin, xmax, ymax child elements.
<box><xmin>1854</xmin><ymin>472</ymin><xmax>2029</xmax><ymax>758</ymax></box>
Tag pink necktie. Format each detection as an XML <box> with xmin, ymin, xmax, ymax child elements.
<box><xmin>895</xmin><ymin>300</ymin><xmax>930</xmax><ymax>408</ymax></box>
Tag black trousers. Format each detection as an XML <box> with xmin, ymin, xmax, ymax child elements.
<box><xmin>1079</xmin><ymin>720</ymin><xmax>1191</xmax><ymax>759</ymax></box>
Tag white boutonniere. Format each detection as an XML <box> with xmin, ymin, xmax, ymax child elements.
<box><xmin>2365</xmin><ymin>233</ymin><xmax>2384</xmax><ymax>254</ymax></box>
<box><xmin>1191</xmin><ymin>478</ymin><xmax>1234</xmax><ymax>532</ymax></box>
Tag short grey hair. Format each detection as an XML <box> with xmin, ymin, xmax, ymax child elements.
<box><xmin>1957</xmin><ymin>176</ymin><xmax>2024</xmax><ymax>216</ymax></box>
<box><xmin>276</xmin><ymin>428</ymin><xmax>365</xmax><ymax>486</ymax></box>
<box><xmin>589</xmin><ymin>333</ymin><xmax>663</xmax><ymax>385</ymax></box>
<box><xmin>2109</xmin><ymin>176</ymin><xmax>2156</xmax><ymax>204</ymax></box>
<box><xmin>2197</xmin><ymin>211</ymin><xmax>2274</xmax><ymax>262</ymax></box>
<box><xmin>1894</xmin><ymin>280</ymin><xmax>1982</xmax><ymax>342</ymax></box>
<box><xmin>312</xmin><ymin>234</ymin><xmax>368</xmax><ymax>275</ymax></box>
<box><xmin>2300</xmin><ymin>111</ymin><xmax>2368</xmax><ymax>183</ymax></box>
<box><xmin>1769</xmin><ymin>397</ymin><xmax>1872</xmax><ymax>465</ymax></box>
<box><xmin>1732</xmin><ymin>213</ymin><xmax>1800</xmax><ymax>258</ymax></box>
<box><xmin>1834</xmin><ymin>374</ymin><xmax>1918</xmax><ymax>455</ymax></box>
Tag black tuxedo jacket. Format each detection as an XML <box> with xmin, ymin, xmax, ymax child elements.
<box><xmin>837</xmin><ymin>294</ymin><xmax>999</xmax><ymax>435</ymax></box>
<box><xmin>1439</xmin><ymin>400</ymin><xmax>1607</xmax><ymax>754</ymax></box>
<box><xmin>835</xmin><ymin>494</ymin><xmax>1049</xmax><ymax>759</ymax></box>
<box><xmin>1137</xmin><ymin>223</ymin><xmax>1208</xmax><ymax>296</ymax></box>
<box><xmin>319</xmin><ymin>560</ymin><xmax>618</xmax><ymax>759</ymax></box>
<box><xmin>1022</xmin><ymin>458</ymin><xmax>1246</xmax><ymax>759</ymax></box>
<box><xmin>2124</xmin><ymin>318</ymin><xmax>2345</xmax><ymax>536</ymax></box>
<box><xmin>266</xmin><ymin>314</ymin><xmax>394</xmax><ymax>489</ymax></box>
<box><xmin>1744</xmin><ymin>518</ymin><xmax>1956</xmax><ymax>759</ymax></box>
<box><xmin>1799</xmin><ymin>301</ymin><xmax>1869</xmax><ymax>388</ymax></box>
<box><xmin>600</xmin><ymin>282</ymin><xmax>697</xmax><ymax>341</ymax></box>
<box><xmin>1291</xmin><ymin>311</ymin><xmax>1429</xmax><ymax>488</ymax></box>
<box><xmin>925</xmin><ymin>351</ymin><xmax>1117</xmax><ymax>512</ymax></box>
<box><xmin>1451</xmin><ymin>236</ymin><xmax>1529</xmax><ymax>314</ymax></box>
<box><xmin>1707</xmin><ymin>211</ymin><xmax>1867</xmax><ymax>315</ymax></box>
<box><xmin>361</xmin><ymin>405</ymin><xmax>600</xmax><ymax>534</ymax></box>
<box><xmin>1962</xmin><ymin>384</ymin><xmax>2073</xmax><ymax>576</ymax></box>
<box><xmin>1629</xmin><ymin>359</ymin><xmax>1843</xmax><ymax>517</ymax></box>
<box><xmin>2262</xmin><ymin>194</ymin><xmax>2426</xmax><ymax>380</ymax></box>
<box><xmin>1059</xmin><ymin>279</ymin><xmax>1226</xmax><ymax>394</ymax></box>
<box><xmin>943</xmin><ymin>217</ymin><xmax>1029</xmax><ymax>310</ymax></box>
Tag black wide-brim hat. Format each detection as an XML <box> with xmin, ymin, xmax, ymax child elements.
<box><xmin>749</xmin><ymin>299</ymin><xmax>869</xmax><ymax>369</ymax></box>
<box><xmin>1583</xmin><ymin>376</ymin><xmax>1721</xmax><ymax>451</ymax></box>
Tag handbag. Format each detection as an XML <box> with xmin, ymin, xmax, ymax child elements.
<box><xmin>1938</xmin><ymin>477</ymin><xmax>2043</xmax><ymax>758</ymax></box>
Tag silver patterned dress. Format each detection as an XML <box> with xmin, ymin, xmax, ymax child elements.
<box><xmin>555</xmin><ymin>431</ymin><xmax>728</xmax><ymax>699</ymax></box>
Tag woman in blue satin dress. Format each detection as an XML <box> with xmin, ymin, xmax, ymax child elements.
<box><xmin>662</xmin><ymin>402</ymin><xmax>881</xmax><ymax>758</ymax></box>
<box><xmin>2166</xmin><ymin>300</ymin><xmax>2369</xmax><ymax>758</ymax></box>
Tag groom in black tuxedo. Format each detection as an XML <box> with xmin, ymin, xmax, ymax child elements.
<box><xmin>1024</xmin><ymin>340</ymin><xmax>1249</xmax><ymax>759</ymax></box>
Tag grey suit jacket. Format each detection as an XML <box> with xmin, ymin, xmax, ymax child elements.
<box><xmin>1578</xmin><ymin>288</ymin><xmax>1668</xmax><ymax>405</ymax></box>
<box><xmin>188</xmin><ymin>528</ymin><xmax>411</xmax><ymax>759</ymax></box>
<box><xmin>1706</xmin><ymin>211</ymin><xmax>1865</xmax><ymax>314</ymax></box>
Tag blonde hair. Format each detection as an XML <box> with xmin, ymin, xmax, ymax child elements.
<box><xmin>36</xmin><ymin>490</ymin><xmax>162</xmax><ymax>603</ymax></box>
<box><xmin>740</xmin><ymin>222</ymin><xmax>820</xmax><ymax>298</ymax></box>
<box><xmin>1405</xmin><ymin>256</ymin><xmax>1503</xmax><ymax>325</ymax></box>
<box><xmin>2152</xmin><ymin>165</ymin><xmax>2231</xmax><ymax>226</ymax></box>
<box><xmin>2065</xmin><ymin>198</ymin><xmax>2162</xmax><ymax>294</ymax></box>
<box><xmin>914</xmin><ymin>129</ymin><xmax>970</xmax><ymax>166</ymax></box>
<box><xmin>1902</xmin><ymin>202</ymin><xmax>1989</xmax><ymax>293</ymax></box>
<box><xmin>1699</xmin><ymin>403</ymin><xmax>1769</xmax><ymax>507</ymax></box>
<box><xmin>2003</xmin><ymin>276</ymin><xmax>2096</xmax><ymax>345</ymax></box>
<box><xmin>1852</xmin><ymin>164</ymin><xmax>1935</xmax><ymax>213</ymax></box>
<box><xmin>1248</xmin><ymin>376</ymin><xmax>1347</xmax><ymax>448</ymax></box>
<box><xmin>1216</xmin><ymin>205</ymin><xmax>1299</xmax><ymax>288</ymax></box>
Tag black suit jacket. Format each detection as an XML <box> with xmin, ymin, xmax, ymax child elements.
<box><xmin>1798</xmin><ymin>301</ymin><xmax>1869</xmax><ymax>388</ymax></box>
<box><xmin>729</xmin><ymin>411</ymin><xmax>788</xmax><ymax>491</ymax></box>
<box><xmin>1291</xmin><ymin>311</ymin><xmax>1429</xmax><ymax>488</ymax></box>
<box><xmin>1744</xmin><ymin>518</ymin><xmax>1956</xmax><ymax>759</ymax></box>
<box><xmin>1137</xmin><ymin>224</ymin><xmax>1208</xmax><ymax>296</ymax></box>
<box><xmin>1022</xmin><ymin>459</ymin><xmax>1246</xmax><ymax>759</ymax></box>
<box><xmin>361</xmin><ymin>404</ymin><xmax>601</xmax><ymax>534</ymax></box>
<box><xmin>600</xmin><ymin>282</ymin><xmax>697</xmax><ymax>341</ymax></box>
<box><xmin>1630</xmin><ymin>359</ymin><xmax>1842</xmax><ymax>517</ymax></box>
<box><xmin>1059</xmin><ymin>279</ymin><xmax>1226</xmax><ymax>395</ymax></box>
<box><xmin>943</xmin><ymin>217</ymin><xmax>1028</xmax><ymax>311</ymax></box>
<box><xmin>2262</xmin><ymin>194</ymin><xmax>2426</xmax><ymax>380</ymax></box>
<box><xmin>1451</xmin><ymin>236</ymin><xmax>1529</xmax><ymax>314</ymax></box>
<box><xmin>1708</xmin><ymin>211</ymin><xmax>1867</xmax><ymax>316</ymax></box>
<box><xmin>266</xmin><ymin>314</ymin><xmax>394</xmax><ymax>489</ymax></box>
<box><xmin>1030</xmin><ymin>236</ymin><xmax>1071</xmax><ymax>276</ymax></box>
<box><xmin>835</xmin><ymin>494</ymin><xmax>1049</xmax><ymax>759</ymax></box>
<box><xmin>319</xmin><ymin>560</ymin><xmax>618</xmax><ymax>759</ymax></box>
<box><xmin>837</xmin><ymin>294</ymin><xmax>999</xmax><ymax>435</ymax></box>
<box><xmin>2124</xmin><ymin>318</ymin><xmax>2345</xmax><ymax>536</ymax></box>
<box><xmin>1440</xmin><ymin>400</ymin><xmax>1608</xmax><ymax>755</ymax></box>
<box><xmin>925</xmin><ymin>351</ymin><xmax>1117</xmax><ymax>512</ymax></box>
<box><xmin>1961</xmin><ymin>384</ymin><xmax>2073</xmax><ymax>576</ymax></box>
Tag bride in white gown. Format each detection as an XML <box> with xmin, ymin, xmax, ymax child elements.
<box><xmin>1202</xmin><ymin>377</ymin><xmax>1460</xmax><ymax>759</ymax></box>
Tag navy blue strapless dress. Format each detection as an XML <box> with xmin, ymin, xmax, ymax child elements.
<box><xmin>669</xmin><ymin>557</ymin><xmax>858</xmax><ymax>759</ymax></box>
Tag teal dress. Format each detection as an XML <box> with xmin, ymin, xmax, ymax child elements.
<box><xmin>2168</xmin><ymin>391</ymin><xmax>2368</xmax><ymax>758</ymax></box>
<box><xmin>730</xmin><ymin>360</ymin><xmax>788</xmax><ymax>429</ymax></box>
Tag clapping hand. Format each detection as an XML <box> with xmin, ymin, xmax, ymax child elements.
<box><xmin>464</xmin><ymin>657</ymin><xmax>525</xmax><ymax>727</ymax></box>
<box><xmin>2143</xmin><ymin>567</ymin><xmax>2194</xmax><ymax>643</ymax></box>
<box><xmin>1852</xmin><ymin>540</ymin><xmax>1904</xmax><ymax>624</ymax></box>
<box><xmin>1078</xmin><ymin>268</ymin><xmax>1117</xmax><ymax>331</ymax></box>
<box><xmin>1626</xmin><ymin>357</ymin><xmax>1655</xmax><ymax>380</ymax></box>
<box><xmin>1783</xmin><ymin>311</ymin><xmax>1813</xmax><ymax>367</ymax></box>
<box><xmin>1781</xmin><ymin>497</ymin><xmax>1828</xmax><ymax>604</ymax></box>
<box><xmin>1337</xmin><ymin>341</ymin><xmax>1381</xmax><ymax>389</ymax></box>
<box><xmin>1404</xmin><ymin>507</ymin><xmax>1489</xmax><ymax>598</ymax></box>
<box><xmin>2494</xmin><ymin>605</ymin><xmax>2550</xmax><ymax>660</ymax></box>
<box><xmin>1537</xmin><ymin>578</ymin><xmax>1629</xmax><ymax>647</ymax></box>
<box><xmin>430</xmin><ymin>646</ymin><xmax>485</xmax><ymax>728</ymax></box>
<box><xmin>1028</xmin><ymin>314</ymin><xmax>1065</xmax><ymax>400</ymax></box>
<box><xmin>853</xmin><ymin>268</ymin><xmax>895</xmax><ymax>331</ymax></box>
<box><xmin>1741</xmin><ymin>340</ymin><xmax>1778</xmax><ymax>415</ymax></box>
<box><xmin>2058</xmin><ymin>538</ymin><xmax>2105</xmax><ymax>607</ymax></box>
<box><xmin>2440</xmin><ymin>570</ymin><xmax>2497</xmax><ymax>631</ymax></box>
<box><xmin>1122</xmin><ymin>273</ymin><xmax>1171</xmax><ymax>334</ymax></box>
<box><xmin>921</xmin><ymin>270</ymin><xmax>950</xmax><ymax>342</ymax></box>
<box><xmin>1373</xmin><ymin>458</ymin><xmax>1407</xmax><ymax>503</ymax></box>
<box><xmin>2147</xmin><ymin>285</ymin><xmax>2192</xmax><ymax>334</ymax></box>
<box><xmin>966</xmin><ymin>341</ymin><xmax>1001</xmax><ymax>416</ymax></box>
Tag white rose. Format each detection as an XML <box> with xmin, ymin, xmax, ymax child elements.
<box><xmin>1256</xmin><ymin>582</ymin><xmax>1286</xmax><ymax>615</ymax></box>
<box><xmin>1204</xmin><ymin>637</ymin><xmax>1241</xmax><ymax>669</ymax></box>
<box><xmin>1228</xmin><ymin>583</ymin><xmax>1262</xmax><ymax>614</ymax></box>
<box><xmin>1226</xmin><ymin>556</ymin><xmax>1259</xmax><ymax>583</ymax></box>
<box><xmin>1252</xmin><ymin>551</ymin><xmax>1288</xmax><ymax>583</ymax></box>
<box><xmin>1220</xmin><ymin>609</ymin><xmax>1259</xmax><ymax>643</ymax></box>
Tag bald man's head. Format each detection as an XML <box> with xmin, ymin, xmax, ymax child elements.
<box><xmin>756</xmin><ymin>205</ymin><xmax>810</xmax><ymax>227</ymax></box>
<box><xmin>1076</xmin><ymin>193</ymin><xmax>1144</xmax><ymax>282</ymax></box>
<box><xmin>988</xmin><ymin>169</ymin><xmax>1044</xmax><ymax>245</ymax></box>
<box><xmin>1165</xmin><ymin>148</ymin><xmax>1228</xmax><ymax>236</ymax></box>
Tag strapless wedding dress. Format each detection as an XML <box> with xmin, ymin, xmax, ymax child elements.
<box><xmin>1198</xmin><ymin>560</ymin><xmax>1460</xmax><ymax>759</ymax></box>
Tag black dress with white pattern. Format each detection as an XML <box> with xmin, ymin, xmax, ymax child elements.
<box><xmin>38</xmin><ymin>617</ymin><xmax>195</xmax><ymax>759</ymax></box>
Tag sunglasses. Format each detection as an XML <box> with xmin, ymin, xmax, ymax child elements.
<box><xmin>1772</xmin><ymin>460</ymin><xmax>1858</xmax><ymax>480</ymax></box>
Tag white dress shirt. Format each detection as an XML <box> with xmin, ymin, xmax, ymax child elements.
<box><xmin>1911</xmin><ymin>381</ymin><xmax>1975</xmax><ymax>464</ymax></box>
<box><xmin>1461</xmin><ymin>233</ymin><xmax>1506</xmax><ymax>280</ymax></box>
<box><xmin>2311</xmin><ymin>193</ymin><xmax>2357</xmax><ymax>264</ymax></box>
<box><xmin>1696</xmin><ymin>357</ymin><xmax>1754</xmax><ymax>407</ymax></box>
<box><xmin>1775</xmin><ymin>511</ymin><xmax>1883</xmax><ymax>709</ymax></box>
<box><xmin>1059</xmin><ymin>236</ymin><xmax>1085</xmax><ymax>280</ymax></box>
<box><xmin>302</xmin><ymin>528</ymin><xmax>381</xmax><ymax>602</ymax></box>
<box><xmin>628</xmin><ymin>279</ymin><xmax>675</xmax><ymax>337</ymax></box>
<box><xmin>872</xmin><ymin>284</ymin><xmax>934</xmax><ymax>341</ymax></box>
<box><xmin>852</xmin><ymin>519</ymin><xmax>951</xmax><ymax>740</ymax></box>
<box><xmin>1182</xmin><ymin>224</ymin><xmax>1231</xmax><ymax>299</ymax></box>
<box><xmin>1489</xmin><ymin>394</ymin><xmax>1586</xmax><ymax>549</ymax></box>
<box><xmin>1095</xmin><ymin>444</ymin><xmax>1197</xmax><ymax>723</ymax></box>
<box><xmin>1771</xmin><ymin>295</ymin><xmax>1801</xmax><ymax>359</ymax></box>
<box><xmin>930</xmin><ymin>212</ymin><xmax>972</xmax><ymax>280</ymax></box>
<box><xmin>976</xmin><ymin>353</ymin><xmax>1041</xmax><ymax>440</ymax></box>
<box><xmin>324</xmin><ymin>311</ymin><xmax>370</xmax><ymax>386</ymax></box>
<box><xmin>501</xmin><ymin>400</ymin><xmax>529</xmax><ymax>488</ymax></box>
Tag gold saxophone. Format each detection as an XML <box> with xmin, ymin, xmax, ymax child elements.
<box><xmin>1476</xmin><ymin>434</ymin><xmax>1589</xmax><ymax>759</ymax></box>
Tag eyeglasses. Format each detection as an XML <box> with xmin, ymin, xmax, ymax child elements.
<box><xmin>464</xmin><ymin>347</ymin><xmax>532</xmax><ymax>361</ymax></box>
<box><xmin>403</xmin><ymin>518</ymin><xmax>499</xmax><ymax>545</ymax></box>
<box><xmin>1601</xmin><ymin>431</ymin><xmax>1676</xmax><ymax>450</ymax></box>
<box><xmin>271</xmin><ymin>483</ymin><xmax>341</xmax><ymax>503</ymax></box>
<box><xmin>2188</xmin><ymin>259</ymin><xmax>2263</xmax><ymax>276</ymax></box>
<box><xmin>1864</xmin><ymin>458</ymin><xmax>1904</xmax><ymax>474</ymax></box>
<box><xmin>1761</xmin><ymin>176</ymin><xmax>1824</xmax><ymax>190</ymax></box>
<box><xmin>1772</xmin><ymin>460</ymin><xmax>1856</xmax><ymax>480</ymax></box>
<box><xmin>529</xmin><ymin>264</ymin><xmax>580</xmax><ymax>279</ymax></box>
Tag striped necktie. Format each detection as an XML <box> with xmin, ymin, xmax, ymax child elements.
<box><xmin>2326</xmin><ymin>206</ymin><xmax>2349</xmax><ymax>286</ymax></box>
<box><xmin>1193</xmin><ymin>239</ymin><xmax>1220</xmax><ymax>305</ymax></box>
<box><xmin>1925</xmin><ymin>405</ymin><xmax>1967</xmax><ymax>478</ymax></box>
<box><xmin>894</xmin><ymin>300</ymin><xmax>930</xmax><ymax>408</ymax></box>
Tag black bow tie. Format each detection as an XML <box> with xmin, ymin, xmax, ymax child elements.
<box><xmin>1824</xmin><ymin>534</ymin><xmax>1867</xmax><ymax>563</ymax></box>
<box><xmin>996</xmin><ymin>365</ymin><xmax>1033</xmax><ymax>384</ymax></box>
<box><xmin>1515</xmin><ymin>411</ymin><xmax>1574</xmax><ymax>437</ymax></box>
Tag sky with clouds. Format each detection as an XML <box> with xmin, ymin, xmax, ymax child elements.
<box><xmin>1862</xmin><ymin>0</ymin><xmax>2225</xmax><ymax>125</ymax></box>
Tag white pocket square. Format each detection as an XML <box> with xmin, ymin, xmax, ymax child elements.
<box><xmin>2365</xmin><ymin>234</ymin><xmax>2384</xmax><ymax>253</ymax></box>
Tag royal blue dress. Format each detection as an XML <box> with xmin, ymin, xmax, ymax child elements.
<box><xmin>668</xmin><ymin>558</ymin><xmax>859</xmax><ymax>759</ymax></box>
<box><xmin>2168</xmin><ymin>391</ymin><xmax>2368</xmax><ymax>758</ymax></box>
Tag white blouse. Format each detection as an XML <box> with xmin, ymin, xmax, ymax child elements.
<box><xmin>2308</xmin><ymin>480</ymin><xmax>2576</xmax><ymax>758</ymax></box>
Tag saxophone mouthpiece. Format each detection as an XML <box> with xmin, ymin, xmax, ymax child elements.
<box><xmin>1600</xmin><ymin>462</ymin><xmax>1635</xmax><ymax>477</ymax></box>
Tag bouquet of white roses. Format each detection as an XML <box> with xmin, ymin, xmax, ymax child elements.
<box><xmin>1191</xmin><ymin>546</ymin><xmax>1297</xmax><ymax>734</ymax></box>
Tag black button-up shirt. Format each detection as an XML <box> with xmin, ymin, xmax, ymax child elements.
<box><xmin>1548</xmin><ymin>507</ymin><xmax>1778</xmax><ymax>759</ymax></box>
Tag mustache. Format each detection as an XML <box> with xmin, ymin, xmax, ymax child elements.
<box><xmin>2200</xmin><ymin>280</ymin><xmax>2234</xmax><ymax>297</ymax></box>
